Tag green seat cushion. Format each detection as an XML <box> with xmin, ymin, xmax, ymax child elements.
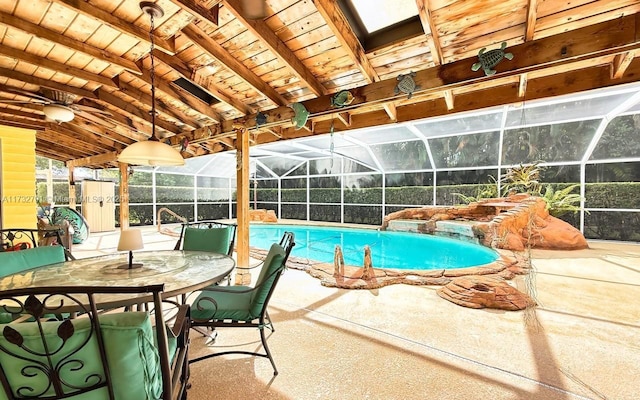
<box><xmin>250</xmin><ymin>243</ymin><xmax>285</xmax><ymax>317</ymax></box>
<box><xmin>191</xmin><ymin>243</ymin><xmax>286</xmax><ymax>322</ymax></box>
<box><xmin>0</xmin><ymin>313</ymin><xmax>13</xmax><ymax>324</ymax></box>
<box><xmin>0</xmin><ymin>312</ymin><xmax>162</xmax><ymax>400</ymax></box>
<box><xmin>191</xmin><ymin>287</ymin><xmax>254</xmax><ymax>322</ymax></box>
<box><xmin>154</xmin><ymin>324</ymin><xmax>178</xmax><ymax>363</ymax></box>
<box><xmin>183</xmin><ymin>226</ymin><xmax>232</xmax><ymax>254</ymax></box>
<box><xmin>0</xmin><ymin>246</ymin><xmax>66</xmax><ymax>277</ymax></box>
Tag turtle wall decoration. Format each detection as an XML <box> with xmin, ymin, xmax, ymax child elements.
<box><xmin>471</xmin><ymin>42</ymin><xmax>514</xmax><ymax>76</ymax></box>
<box><xmin>289</xmin><ymin>102</ymin><xmax>309</xmax><ymax>130</ymax></box>
<box><xmin>394</xmin><ymin>71</ymin><xmax>420</xmax><ymax>99</ymax></box>
<box><xmin>255</xmin><ymin>112</ymin><xmax>267</xmax><ymax>127</ymax></box>
<box><xmin>330</xmin><ymin>90</ymin><xmax>354</xmax><ymax>108</ymax></box>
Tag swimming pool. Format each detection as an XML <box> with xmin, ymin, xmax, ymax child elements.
<box><xmin>249</xmin><ymin>224</ymin><xmax>498</xmax><ymax>270</ymax></box>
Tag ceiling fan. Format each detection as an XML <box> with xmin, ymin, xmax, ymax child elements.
<box><xmin>0</xmin><ymin>88</ymin><xmax>112</xmax><ymax>124</ymax></box>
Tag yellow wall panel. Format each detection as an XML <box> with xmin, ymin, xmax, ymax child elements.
<box><xmin>0</xmin><ymin>125</ymin><xmax>37</xmax><ymax>229</ymax></box>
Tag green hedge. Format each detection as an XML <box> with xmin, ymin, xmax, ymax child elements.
<box><xmin>585</xmin><ymin>182</ymin><xmax>640</xmax><ymax>208</ymax></box>
<box><xmin>39</xmin><ymin>181</ymin><xmax>640</xmax><ymax>242</ymax></box>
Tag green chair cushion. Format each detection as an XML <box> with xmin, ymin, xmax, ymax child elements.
<box><xmin>154</xmin><ymin>324</ymin><xmax>178</xmax><ymax>363</ymax></box>
<box><xmin>0</xmin><ymin>246</ymin><xmax>66</xmax><ymax>277</ymax></box>
<box><xmin>190</xmin><ymin>243</ymin><xmax>286</xmax><ymax>322</ymax></box>
<box><xmin>0</xmin><ymin>313</ymin><xmax>13</xmax><ymax>324</ymax></box>
<box><xmin>183</xmin><ymin>227</ymin><xmax>232</xmax><ymax>254</ymax></box>
<box><xmin>0</xmin><ymin>312</ymin><xmax>162</xmax><ymax>400</ymax></box>
<box><xmin>250</xmin><ymin>243</ymin><xmax>285</xmax><ymax>317</ymax></box>
<box><xmin>191</xmin><ymin>287</ymin><xmax>253</xmax><ymax>321</ymax></box>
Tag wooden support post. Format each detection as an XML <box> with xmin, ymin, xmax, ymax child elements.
<box><xmin>68</xmin><ymin>165</ymin><xmax>76</xmax><ymax>209</ymax></box>
<box><xmin>118</xmin><ymin>163</ymin><xmax>130</xmax><ymax>230</ymax></box>
<box><xmin>235</xmin><ymin>128</ymin><xmax>251</xmax><ymax>284</ymax></box>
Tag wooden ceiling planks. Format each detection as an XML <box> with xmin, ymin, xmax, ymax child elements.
<box><xmin>0</xmin><ymin>0</ymin><xmax>637</xmax><ymax>165</ymax></box>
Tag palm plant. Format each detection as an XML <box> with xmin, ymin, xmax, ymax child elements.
<box><xmin>500</xmin><ymin>162</ymin><xmax>543</xmax><ymax>196</ymax></box>
<box><xmin>542</xmin><ymin>184</ymin><xmax>584</xmax><ymax>217</ymax></box>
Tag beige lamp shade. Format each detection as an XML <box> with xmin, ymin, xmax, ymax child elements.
<box><xmin>117</xmin><ymin>228</ymin><xmax>144</xmax><ymax>252</ymax></box>
<box><xmin>117</xmin><ymin>140</ymin><xmax>185</xmax><ymax>166</ymax></box>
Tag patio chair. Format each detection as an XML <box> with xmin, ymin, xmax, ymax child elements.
<box><xmin>174</xmin><ymin>221</ymin><xmax>237</xmax><ymax>287</ymax></box>
<box><xmin>174</xmin><ymin>220</ymin><xmax>236</xmax><ymax>256</ymax></box>
<box><xmin>0</xmin><ymin>245</ymin><xmax>67</xmax><ymax>278</ymax></box>
<box><xmin>189</xmin><ymin>232</ymin><xmax>295</xmax><ymax>376</ymax></box>
<box><xmin>0</xmin><ymin>284</ymin><xmax>190</xmax><ymax>400</ymax></box>
<box><xmin>0</xmin><ymin>227</ymin><xmax>74</xmax><ymax>261</ymax></box>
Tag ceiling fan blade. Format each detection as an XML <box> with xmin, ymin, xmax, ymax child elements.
<box><xmin>2</xmin><ymin>88</ymin><xmax>52</xmax><ymax>103</ymax></box>
<box><xmin>0</xmin><ymin>100</ymin><xmax>40</xmax><ymax>104</ymax></box>
<box><xmin>71</xmin><ymin>104</ymin><xmax>112</xmax><ymax>116</ymax></box>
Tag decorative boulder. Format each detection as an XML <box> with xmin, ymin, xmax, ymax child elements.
<box><xmin>437</xmin><ymin>276</ymin><xmax>535</xmax><ymax>311</ymax></box>
<box><xmin>249</xmin><ymin>209</ymin><xmax>278</xmax><ymax>222</ymax></box>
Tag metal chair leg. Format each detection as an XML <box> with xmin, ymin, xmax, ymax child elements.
<box><xmin>260</xmin><ymin>327</ymin><xmax>278</xmax><ymax>376</ymax></box>
<box><xmin>192</xmin><ymin>326</ymin><xmax>217</xmax><ymax>343</ymax></box>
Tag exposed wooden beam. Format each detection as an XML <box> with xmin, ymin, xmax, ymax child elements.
<box><xmin>45</xmin><ymin>124</ymin><xmax>117</xmax><ymax>151</ymax></box>
<box><xmin>93</xmin><ymin>89</ymin><xmax>183</xmax><ymax>135</ymax></box>
<box><xmin>37</xmin><ymin>136</ymin><xmax>92</xmax><ymax>158</ymax></box>
<box><xmin>41</xmin><ymin>130</ymin><xmax>107</xmax><ymax>155</ymax></box>
<box><xmin>383</xmin><ymin>102</ymin><xmax>397</xmax><ymax>121</ymax></box>
<box><xmin>118</xmin><ymin>163</ymin><xmax>130</xmax><ymax>229</ymax></box>
<box><xmin>191</xmin><ymin>68</ymin><xmax>254</xmax><ymax>115</ymax></box>
<box><xmin>75</xmin><ymin>99</ymin><xmax>153</xmax><ymax>141</ymax></box>
<box><xmin>131</xmin><ymin>64</ymin><xmax>221</xmax><ymax>122</ymax></box>
<box><xmin>0</xmin><ymin>67</ymin><xmax>98</xmax><ymax>99</ymax></box>
<box><xmin>50</xmin><ymin>0</ymin><xmax>175</xmax><ymax>55</ymax></box>
<box><xmin>151</xmin><ymin>50</ymin><xmax>192</xmax><ymax>80</ymax></box>
<box><xmin>525</xmin><ymin>0</ymin><xmax>538</xmax><ymax>41</ymax></box>
<box><xmin>67</xmin><ymin>152</ymin><xmax>119</xmax><ymax>168</ymax></box>
<box><xmin>300</xmin><ymin>13</ymin><xmax>640</xmax><ymax>118</ymax></box>
<box><xmin>68</xmin><ymin>118</ymin><xmax>136</xmax><ymax>146</ymax></box>
<box><xmin>37</xmin><ymin>145</ymin><xmax>78</xmax><ymax>161</ymax></box>
<box><xmin>171</xmin><ymin>0</ymin><xmax>220</xmax><ymax>27</ymax></box>
<box><xmin>443</xmin><ymin>90</ymin><xmax>454</xmax><ymax>110</ymax></box>
<box><xmin>160</xmin><ymin>57</ymin><xmax>253</xmax><ymax>116</ymax></box>
<box><xmin>182</xmin><ymin>23</ymin><xmax>287</xmax><ymax>106</ymax></box>
<box><xmin>223</xmin><ymin>0</ymin><xmax>328</xmax><ymax>97</ymax></box>
<box><xmin>115</xmin><ymin>78</ymin><xmax>200</xmax><ymax>128</ymax></box>
<box><xmin>518</xmin><ymin>73</ymin><xmax>528</xmax><ymax>97</ymax></box>
<box><xmin>262</xmin><ymin>62</ymin><xmax>640</xmax><ymax>143</ymax></box>
<box><xmin>335</xmin><ymin>112</ymin><xmax>351</xmax><ymax>127</ymax></box>
<box><xmin>189</xmin><ymin>13</ymin><xmax>640</xmax><ymax>142</ymax></box>
<box><xmin>611</xmin><ymin>51</ymin><xmax>636</xmax><ymax>79</ymax></box>
<box><xmin>0</xmin><ymin>44</ymin><xmax>118</xmax><ymax>88</ymax></box>
<box><xmin>416</xmin><ymin>0</ymin><xmax>443</xmax><ymax>65</ymax></box>
<box><xmin>0</xmin><ymin>11</ymin><xmax>140</xmax><ymax>75</ymax></box>
<box><xmin>0</xmin><ymin>117</ymin><xmax>45</xmax><ymax>130</ymax></box>
<box><xmin>0</xmin><ymin>107</ymin><xmax>44</xmax><ymax>121</ymax></box>
<box><xmin>312</xmin><ymin>0</ymin><xmax>380</xmax><ymax>83</ymax></box>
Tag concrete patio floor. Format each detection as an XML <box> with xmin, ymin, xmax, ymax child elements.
<box><xmin>74</xmin><ymin>226</ymin><xmax>640</xmax><ymax>400</ymax></box>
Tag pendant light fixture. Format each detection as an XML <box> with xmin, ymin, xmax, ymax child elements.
<box><xmin>117</xmin><ymin>2</ymin><xmax>185</xmax><ymax>166</ymax></box>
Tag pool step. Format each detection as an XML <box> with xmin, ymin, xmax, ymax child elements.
<box><xmin>387</xmin><ymin>219</ymin><xmax>480</xmax><ymax>244</ymax></box>
<box><xmin>434</xmin><ymin>220</ymin><xmax>479</xmax><ymax>244</ymax></box>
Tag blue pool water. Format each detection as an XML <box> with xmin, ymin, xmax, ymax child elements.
<box><xmin>249</xmin><ymin>224</ymin><xmax>498</xmax><ymax>270</ymax></box>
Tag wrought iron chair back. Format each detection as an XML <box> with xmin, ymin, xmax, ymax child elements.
<box><xmin>173</xmin><ymin>220</ymin><xmax>237</xmax><ymax>256</ymax></box>
<box><xmin>0</xmin><ymin>228</ymin><xmax>74</xmax><ymax>261</ymax></box>
<box><xmin>0</xmin><ymin>285</ymin><xmax>190</xmax><ymax>400</ymax></box>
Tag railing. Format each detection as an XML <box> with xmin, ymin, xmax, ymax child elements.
<box><xmin>156</xmin><ymin>207</ymin><xmax>187</xmax><ymax>237</ymax></box>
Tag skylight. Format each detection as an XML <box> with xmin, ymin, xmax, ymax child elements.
<box><xmin>347</xmin><ymin>0</ymin><xmax>419</xmax><ymax>34</ymax></box>
<box><xmin>339</xmin><ymin>0</ymin><xmax>422</xmax><ymax>51</ymax></box>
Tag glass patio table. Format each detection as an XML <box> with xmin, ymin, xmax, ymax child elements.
<box><xmin>0</xmin><ymin>250</ymin><xmax>235</xmax><ymax>310</ymax></box>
